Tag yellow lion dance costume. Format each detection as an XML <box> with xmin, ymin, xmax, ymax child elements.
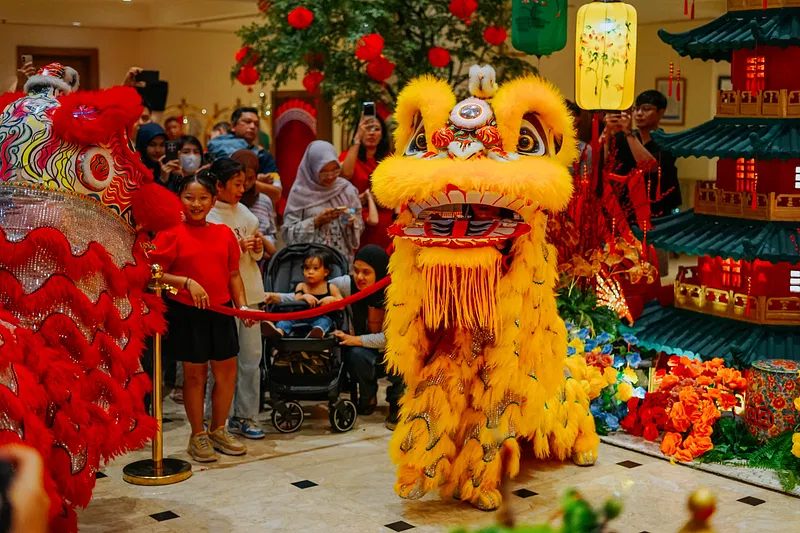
<box><xmin>372</xmin><ymin>66</ymin><xmax>600</xmax><ymax>511</ymax></box>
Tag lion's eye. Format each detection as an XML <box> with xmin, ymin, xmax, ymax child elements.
<box><xmin>517</xmin><ymin>119</ymin><xmax>546</xmax><ymax>156</ymax></box>
<box><xmin>414</xmin><ymin>132</ymin><xmax>428</xmax><ymax>152</ymax></box>
<box><xmin>404</xmin><ymin>113</ymin><xmax>427</xmax><ymax>157</ymax></box>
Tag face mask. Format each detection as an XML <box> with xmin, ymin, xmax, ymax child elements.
<box><xmin>180</xmin><ymin>154</ymin><xmax>201</xmax><ymax>174</ymax></box>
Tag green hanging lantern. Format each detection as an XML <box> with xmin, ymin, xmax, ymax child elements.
<box><xmin>511</xmin><ymin>0</ymin><xmax>568</xmax><ymax>57</ymax></box>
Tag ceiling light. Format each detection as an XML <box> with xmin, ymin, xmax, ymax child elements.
<box><xmin>72</xmin><ymin>21</ymin><xmax>81</xmax><ymax>26</ymax></box>
<box><xmin>123</xmin><ymin>0</ymin><xmax>132</xmax><ymax>3</ymax></box>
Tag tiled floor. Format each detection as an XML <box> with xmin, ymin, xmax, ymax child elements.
<box><xmin>77</xmin><ymin>393</ymin><xmax>800</xmax><ymax>533</ymax></box>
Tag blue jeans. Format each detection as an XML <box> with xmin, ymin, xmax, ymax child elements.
<box><xmin>276</xmin><ymin>315</ymin><xmax>333</xmax><ymax>337</ymax></box>
<box><xmin>344</xmin><ymin>346</ymin><xmax>405</xmax><ymax>405</ymax></box>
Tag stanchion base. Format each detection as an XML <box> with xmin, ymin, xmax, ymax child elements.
<box><xmin>122</xmin><ymin>458</ymin><xmax>193</xmax><ymax>486</ymax></box>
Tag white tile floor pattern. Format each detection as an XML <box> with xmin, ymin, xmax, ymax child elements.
<box><xmin>77</xmin><ymin>393</ymin><xmax>800</xmax><ymax>533</ymax></box>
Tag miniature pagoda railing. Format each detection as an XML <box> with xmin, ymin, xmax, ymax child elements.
<box><xmin>728</xmin><ymin>0</ymin><xmax>800</xmax><ymax>9</ymax></box>
<box><xmin>674</xmin><ymin>266</ymin><xmax>800</xmax><ymax>326</ymax></box>
<box><xmin>716</xmin><ymin>89</ymin><xmax>800</xmax><ymax>118</ymax></box>
<box><xmin>694</xmin><ymin>181</ymin><xmax>800</xmax><ymax>222</ymax></box>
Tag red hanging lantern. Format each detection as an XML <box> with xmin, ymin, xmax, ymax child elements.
<box><xmin>428</xmin><ymin>47</ymin><xmax>451</xmax><ymax>68</ymax></box>
<box><xmin>237</xmin><ymin>66</ymin><xmax>260</xmax><ymax>87</ymax></box>
<box><xmin>287</xmin><ymin>6</ymin><xmax>314</xmax><ymax>29</ymax></box>
<box><xmin>302</xmin><ymin>71</ymin><xmax>324</xmax><ymax>94</ymax></box>
<box><xmin>483</xmin><ymin>26</ymin><xmax>507</xmax><ymax>46</ymax></box>
<box><xmin>449</xmin><ymin>0</ymin><xmax>478</xmax><ymax>20</ymax></box>
<box><xmin>366</xmin><ymin>56</ymin><xmax>395</xmax><ymax>82</ymax></box>
<box><xmin>235</xmin><ymin>46</ymin><xmax>260</xmax><ymax>67</ymax></box>
<box><xmin>355</xmin><ymin>34</ymin><xmax>385</xmax><ymax>61</ymax></box>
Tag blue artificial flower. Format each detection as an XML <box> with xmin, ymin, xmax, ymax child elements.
<box><xmin>590</xmin><ymin>401</ymin><xmax>603</xmax><ymax>417</ymax></box>
<box><xmin>603</xmin><ymin>413</ymin><xmax>620</xmax><ymax>431</ymax></box>
<box><xmin>626</xmin><ymin>352</ymin><xmax>642</xmax><ymax>369</ymax></box>
<box><xmin>567</xmin><ymin>346</ymin><xmax>576</xmax><ymax>356</ymax></box>
<box><xmin>565</xmin><ymin>322</ymin><xmax>576</xmax><ymax>333</ymax></box>
<box><xmin>596</xmin><ymin>331</ymin><xmax>612</xmax><ymax>344</ymax></box>
<box><xmin>633</xmin><ymin>386</ymin><xmax>647</xmax><ymax>399</ymax></box>
<box><xmin>584</xmin><ymin>339</ymin><xmax>598</xmax><ymax>352</ymax></box>
<box><xmin>601</xmin><ymin>343</ymin><xmax>613</xmax><ymax>355</ymax></box>
<box><xmin>622</xmin><ymin>333</ymin><xmax>639</xmax><ymax>346</ymax></box>
<box><xmin>577</xmin><ymin>328</ymin><xmax>590</xmax><ymax>341</ymax></box>
<box><xmin>613</xmin><ymin>356</ymin><xmax>625</xmax><ymax>369</ymax></box>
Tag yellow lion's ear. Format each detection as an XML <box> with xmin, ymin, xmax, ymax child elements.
<box><xmin>393</xmin><ymin>75</ymin><xmax>456</xmax><ymax>153</ymax></box>
<box><xmin>492</xmin><ymin>75</ymin><xmax>578</xmax><ymax>168</ymax></box>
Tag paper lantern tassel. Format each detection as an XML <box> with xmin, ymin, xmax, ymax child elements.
<box><xmin>668</xmin><ymin>62</ymin><xmax>674</xmax><ymax>97</ymax></box>
<box><xmin>690</xmin><ymin>0</ymin><xmax>695</xmax><ymax>19</ymax></box>
<box><xmin>676</xmin><ymin>68</ymin><xmax>682</xmax><ymax>101</ymax></box>
<box><xmin>684</xmin><ymin>0</ymin><xmax>689</xmax><ymax>15</ymax></box>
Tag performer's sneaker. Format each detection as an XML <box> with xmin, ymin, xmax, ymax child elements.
<box><xmin>187</xmin><ymin>432</ymin><xmax>218</xmax><ymax>463</ymax></box>
<box><xmin>385</xmin><ymin>402</ymin><xmax>400</xmax><ymax>431</ymax></box>
<box><xmin>209</xmin><ymin>426</ymin><xmax>247</xmax><ymax>456</ymax></box>
<box><xmin>228</xmin><ymin>417</ymin><xmax>266</xmax><ymax>440</ymax></box>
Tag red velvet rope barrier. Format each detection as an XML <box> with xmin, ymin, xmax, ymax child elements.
<box><xmin>168</xmin><ymin>275</ymin><xmax>392</xmax><ymax>321</ymax></box>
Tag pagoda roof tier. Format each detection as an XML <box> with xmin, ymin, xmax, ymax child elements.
<box><xmin>651</xmin><ymin>118</ymin><xmax>800</xmax><ymax>161</ymax></box>
<box><xmin>645</xmin><ymin>210</ymin><xmax>800</xmax><ymax>264</ymax></box>
<box><xmin>659</xmin><ymin>7</ymin><xmax>800</xmax><ymax>61</ymax></box>
<box><xmin>620</xmin><ymin>300</ymin><xmax>800</xmax><ymax>367</ymax></box>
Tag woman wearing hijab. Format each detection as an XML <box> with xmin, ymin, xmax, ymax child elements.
<box><xmin>266</xmin><ymin>244</ymin><xmax>404</xmax><ymax>429</ymax></box>
<box><xmin>135</xmin><ymin>122</ymin><xmax>182</xmax><ymax>192</ymax></box>
<box><xmin>282</xmin><ymin>140</ymin><xmax>364</xmax><ymax>266</ymax></box>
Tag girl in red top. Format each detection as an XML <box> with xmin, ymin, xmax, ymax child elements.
<box><xmin>339</xmin><ymin>114</ymin><xmax>394</xmax><ymax>251</ymax></box>
<box><xmin>151</xmin><ymin>170</ymin><xmax>251</xmax><ymax>463</ymax></box>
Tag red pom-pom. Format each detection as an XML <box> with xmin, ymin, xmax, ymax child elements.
<box><xmin>235</xmin><ymin>46</ymin><xmax>260</xmax><ymax>67</ymax></box>
<box><xmin>366</xmin><ymin>56</ymin><xmax>395</xmax><ymax>82</ymax></box>
<box><xmin>303</xmin><ymin>71</ymin><xmax>324</xmax><ymax>94</ymax></box>
<box><xmin>52</xmin><ymin>86</ymin><xmax>142</xmax><ymax>146</ymax></box>
<box><xmin>449</xmin><ymin>0</ymin><xmax>478</xmax><ymax>20</ymax></box>
<box><xmin>431</xmin><ymin>127</ymin><xmax>454</xmax><ymax>149</ymax></box>
<box><xmin>483</xmin><ymin>26</ymin><xmax>507</xmax><ymax>46</ymax></box>
<box><xmin>131</xmin><ymin>182</ymin><xmax>182</xmax><ymax>233</ymax></box>
<box><xmin>288</xmin><ymin>6</ymin><xmax>314</xmax><ymax>29</ymax></box>
<box><xmin>428</xmin><ymin>47</ymin><xmax>451</xmax><ymax>68</ymax></box>
<box><xmin>355</xmin><ymin>34</ymin><xmax>385</xmax><ymax>61</ymax></box>
<box><xmin>236</xmin><ymin>66</ymin><xmax>260</xmax><ymax>86</ymax></box>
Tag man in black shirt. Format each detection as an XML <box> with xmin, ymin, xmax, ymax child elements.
<box><xmin>604</xmin><ymin>90</ymin><xmax>682</xmax><ymax>219</ymax></box>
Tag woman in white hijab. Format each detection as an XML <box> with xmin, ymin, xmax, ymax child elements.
<box><xmin>282</xmin><ymin>141</ymin><xmax>364</xmax><ymax>265</ymax></box>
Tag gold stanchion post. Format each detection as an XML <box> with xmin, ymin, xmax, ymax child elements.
<box><xmin>123</xmin><ymin>264</ymin><xmax>193</xmax><ymax>486</ymax></box>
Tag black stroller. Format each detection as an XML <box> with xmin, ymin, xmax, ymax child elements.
<box><xmin>261</xmin><ymin>243</ymin><xmax>357</xmax><ymax>433</ymax></box>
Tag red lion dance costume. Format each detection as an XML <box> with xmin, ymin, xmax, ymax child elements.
<box><xmin>0</xmin><ymin>64</ymin><xmax>180</xmax><ymax>531</ymax></box>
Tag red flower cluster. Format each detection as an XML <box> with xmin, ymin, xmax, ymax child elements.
<box><xmin>428</xmin><ymin>47</ymin><xmax>451</xmax><ymax>68</ymax></box>
<box><xmin>449</xmin><ymin>0</ymin><xmax>478</xmax><ymax>20</ymax></box>
<box><xmin>366</xmin><ymin>55</ymin><xmax>395</xmax><ymax>82</ymax></box>
<box><xmin>355</xmin><ymin>34</ymin><xmax>384</xmax><ymax>61</ymax></box>
<box><xmin>302</xmin><ymin>71</ymin><xmax>324</xmax><ymax>94</ymax></box>
<box><xmin>287</xmin><ymin>6</ymin><xmax>313</xmax><ymax>29</ymax></box>
<box><xmin>622</xmin><ymin>357</ymin><xmax>747</xmax><ymax>462</ymax></box>
<box><xmin>483</xmin><ymin>26</ymin><xmax>507</xmax><ymax>46</ymax></box>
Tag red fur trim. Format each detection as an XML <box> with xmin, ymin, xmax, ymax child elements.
<box><xmin>0</xmin><ymin>91</ymin><xmax>25</xmax><ymax>113</ymax></box>
<box><xmin>131</xmin><ymin>182</ymin><xmax>183</xmax><ymax>232</ymax></box>
<box><xmin>51</xmin><ymin>86</ymin><xmax>142</xmax><ymax>146</ymax></box>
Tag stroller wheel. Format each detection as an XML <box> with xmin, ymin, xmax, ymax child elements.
<box><xmin>272</xmin><ymin>401</ymin><xmax>304</xmax><ymax>433</ymax></box>
<box><xmin>329</xmin><ymin>399</ymin><xmax>357</xmax><ymax>432</ymax></box>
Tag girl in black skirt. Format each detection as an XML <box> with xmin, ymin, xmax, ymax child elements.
<box><xmin>151</xmin><ymin>170</ymin><xmax>253</xmax><ymax>463</ymax></box>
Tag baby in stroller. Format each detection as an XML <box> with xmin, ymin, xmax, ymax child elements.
<box><xmin>262</xmin><ymin>250</ymin><xmax>343</xmax><ymax>338</ymax></box>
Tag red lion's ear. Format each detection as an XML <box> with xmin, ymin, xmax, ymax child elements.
<box><xmin>132</xmin><ymin>182</ymin><xmax>183</xmax><ymax>233</ymax></box>
<box><xmin>52</xmin><ymin>86</ymin><xmax>142</xmax><ymax>145</ymax></box>
<box><xmin>0</xmin><ymin>92</ymin><xmax>25</xmax><ymax>114</ymax></box>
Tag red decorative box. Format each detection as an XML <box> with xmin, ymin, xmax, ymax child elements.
<box><xmin>744</xmin><ymin>359</ymin><xmax>800</xmax><ymax>442</ymax></box>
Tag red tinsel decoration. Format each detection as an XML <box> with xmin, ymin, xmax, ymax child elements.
<box><xmin>449</xmin><ymin>0</ymin><xmax>478</xmax><ymax>20</ymax></box>
<box><xmin>234</xmin><ymin>46</ymin><xmax>260</xmax><ymax>67</ymax></box>
<box><xmin>355</xmin><ymin>33</ymin><xmax>385</xmax><ymax>61</ymax></box>
<box><xmin>366</xmin><ymin>56</ymin><xmax>395</xmax><ymax>82</ymax></box>
<box><xmin>236</xmin><ymin>65</ymin><xmax>260</xmax><ymax>86</ymax></box>
<box><xmin>483</xmin><ymin>26</ymin><xmax>507</xmax><ymax>46</ymax></box>
<box><xmin>428</xmin><ymin>47</ymin><xmax>451</xmax><ymax>68</ymax></box>
<box><xmin>302</xmin><ymin>70</ymin><xmax>324</xmax><ymax>93</ymax></box>
<box><xmin>287</xmin><ymin>6</ymin><xmax>314</xmax><ymax>29</ymax></box>
<box><xmin>668</xmin><ymin>61</ymin><xmax>674</xmax><ymax>96</ymax></box>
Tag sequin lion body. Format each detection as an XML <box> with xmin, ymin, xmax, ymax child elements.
<box><xmin>372</xmin><ymin>67</ymin><xmax>599</xmax><ymax>511</ymax></box>
<box><xmin>0</xmin><ymin>74</ymin><xmax>179</xmax><ymax>531</ymax></box>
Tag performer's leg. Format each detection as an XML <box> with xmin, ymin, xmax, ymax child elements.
<box><xmin>182</xmin><ymin>362</ymin><xmax>210</xmax><ymax>435</ymax></box>
<box><xmin>210</xmin><ymin>357</ymin><xmax>238</xmax><ymax>432</ymax></box>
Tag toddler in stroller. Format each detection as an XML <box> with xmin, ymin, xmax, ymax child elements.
<box><xmin>262</xmin><ymin>249</ymin><xmax>342</xmax><ymax>339</ymax></box>
<box><xmin>261</xmin><ymin>244</ymin><xmax>357</xmax><ymax>433</ymax></box>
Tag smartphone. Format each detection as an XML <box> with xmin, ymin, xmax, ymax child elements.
<box><xmin>21</xmin><ymin>54</ymin><xmax>33</xmax><ymax>65</ymax></box>
<box><xmin>362</xmin><ymin>101</ymin><xmax>376</xmax><ymax>118</ymax></box>
<box><xmin>164</xmin><ymin>140</ymin><xmax>180</xmax><ymax>162</ymax></box>
<box><xmin>135</xmin><ymin>70</ymin><xmax>160</xmax><ymax>84</ymax></box>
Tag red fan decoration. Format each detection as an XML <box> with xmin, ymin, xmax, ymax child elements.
<box><xmin>355</xmin><ymin>34</ymin><xmax>385</xmax><ymax>61</ymax></box>
<box><xmin>288</xmin><ymin>6</ymin><xmax>314</xmax><ymax>29</ymax></box>
<box><xmin>235</xmin><ymin>46</ymin><xmax>260</xmax><ymax>67</ymax></box>
<box><xmin>366</xmin><ymin>56</ymin><xmax>395</xmax><ymax>82</ymax></box>
<box><xmin>302</xmin><ymin>70</ymin><xmax>324</xmax><ymax>94</ymax></box>
<box><xmin>449</xmin><ymin>0</ymin><xmax>478</xmax><ymax>20</ymax></box>
<box><xmin>483</xmin><ymin>26</ymin><xmax>507</xmax><ymax>46</ymax></box>
<box><xmin>237</xmin><ymin>66</ymin><xmax>260</xmax><ymax>87</ymax></box>
<box><xmin>428</xmin><ymin>47</ymin><xmax>451</xmax><ymax>68</ymax></box>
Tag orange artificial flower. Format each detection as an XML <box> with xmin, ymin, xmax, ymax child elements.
<box><xmin>669</xmin><ymin>402</ymin><xmax>692</xmax><ymax>433</ymax></box>
<box><xmin>684</xmin><ymin>434</ymin><xmax>713</xmax><ymax>457</ymax></box>
<box><xmin>679</xmin><ymin>388</ymin><xmax>701</xmax><ymax>411</ymax></box>
<box><xmin>706</xmin><ymin>387</ymin><xmax>723</xmax><ymax>401</ymax></box>
<box><xmin>693</xmin><ymin>423</ymin><xmax>713</xmax><ymax>439</ymax></box>
<box><xmin>718</xmin><ymin>393</ymin><xmax>738</xmax><ymax>411</ymax></box>
<box><xmin>660</xmin><ymin>432</ymin><xmax>682</xmax><ymax>456</ymax></box>
<box><xmin>706</xmin><ymin>358</ymin><xmax>725</xmax><ymax>369</ymax></box>
<box><xmin>674</xmin><ymin>447</ymin><xmax>694</xmax><ymax>462</ymax></box>
<box><xmin>659</xmin><ymin>374</ymin><xmax>680</xmax><ymax>390</ymax></box>
<box><xmin>696</xmin><ymin>375</ymin><xmax>714</xmax><ymax>387</ymax></box>
<box><xmin>700</xmin><ymin>401</ymin><xmax>720</xmax><ymax>425</ymax></box>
